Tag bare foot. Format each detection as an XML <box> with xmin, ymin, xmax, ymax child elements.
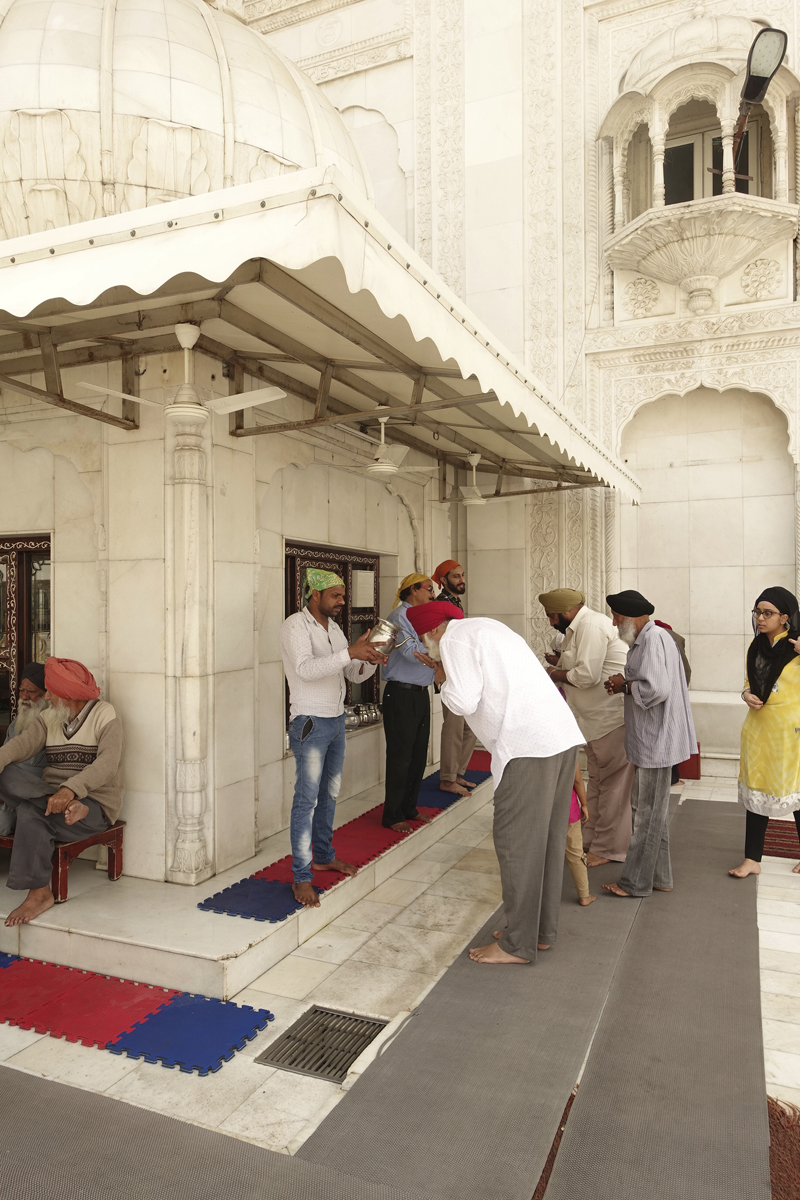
<box><xmin>469</xmin><ymin>941</ymin><xmax>530</xmax><ymax>964</ymax></box>
<box><xmin>63</xmin><ymin>799</ymin><xmax>89</xmax><ymax>826</ymax></box>
<box><xmin>439</xmin><ymin>781</ymin><xmax>469</xmax><ymax>797</ymax></box>
<box><xmin>456</xmin><ymin>776</ymin><xmax>477</xmax><ymax>790</ymax></box>
<box><xmin>5</xmin><ymin>886</ymin><xmax>55</xmax><ymax>926</ymax></box>
<box><xmin>602</xmin><ymin>882</ymin><xmax>635</xmax><ymax>897</ymax></box>
<box><xmin>292</xmin><ymin>881</ymin><xmax>320</xmax><ymax>908</ymax></box>
<box><xmin>390</xmin><ymin>821</ymin><xmax>415</xmax><ymax>833</ymax></box>
<box><xmin>312</xmin><ymin>857</ymin><xmax>357</xmax><ymax>877</ymax></box>
<box><xmin>586</xmin><ymin>852</ymin><xmax>610</xmax><ymax>867</ymax></box>
<box><xmin>729</xmin><ymin>859</ymin><xmax>761</xmax><ymax>879</ymax></box>
<box><xmin>492</xmin><ymin>931</ymin><xmax>550</xmax><ymax>949</ymax></box>
<box><xmin>653</xmin><ymin>886</ymin><xmax>673</xmax><ymax>892</ymax></box>
<box><xmin>579</xmin><ymin>895</ymin><xmax>597</xmax><ymax>906</ymax></box>
<box><xmin>794</xmin><ymin>863</ymin><xmax>800</xmax><ymax>875</ymax></box>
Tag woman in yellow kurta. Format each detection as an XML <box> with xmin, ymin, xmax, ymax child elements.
<box><xmin>730</xmin><ymin>587</ymin><xmax>800</xmax><ymax>878</ymax></box>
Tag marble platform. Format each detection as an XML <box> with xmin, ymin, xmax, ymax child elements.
<box><xmin>0</xmin><ymin>775</ymin><xmax>492</xmax><ymax>1000</ymax></box>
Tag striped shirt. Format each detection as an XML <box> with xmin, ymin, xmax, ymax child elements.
<box><xmin>623</xmin><ymin>620</ymin><xmax>697</xmax><ymax>769</ymax></box>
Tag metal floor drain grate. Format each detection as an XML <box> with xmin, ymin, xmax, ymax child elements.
<box><xmin>254</xmin><ymin>1005</ymin><xmax>388</xmax><ymax>1083</ymax></box>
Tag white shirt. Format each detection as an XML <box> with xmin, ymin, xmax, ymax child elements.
<box><xmin>557</xmin><ymin>605</ymin><xmax>628</xmax><ymax>743</ymax></box>
<box><xmin>280</xmin><ymin>608</ymin><xmax>377</xmax><ymax>721</ymax></box>
<box><xmin>439</xmin><ymin>617</ymin><xmax>584</xmax><ymax>788</ymax></box>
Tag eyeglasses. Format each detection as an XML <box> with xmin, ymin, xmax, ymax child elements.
<box><xmin>417</xmin><ymin>584</ymin><xmax>434</xmax><ymax>593</ymax></box>
<box><xmin>752</xmin><ymin>609</ymin><xmax>781</xmax><ymax>619</ymax></box>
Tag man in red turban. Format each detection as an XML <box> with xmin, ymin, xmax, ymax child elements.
<box><xmin>0</xmin><ymin>657</ymin><xmax>124</xmax><ymax>926</ymax></box>
<box><xmin>432</xmin><ymin>560</ymin><xmax>477</xmax><ymax>798</ymax></box>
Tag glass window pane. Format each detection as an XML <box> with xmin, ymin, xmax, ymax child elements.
<box><xmin>664</xmin><ymin>143</ymin><xmax>694</xmax><ymax>205</ymax></box>
<box><xmin>711</xmin><ymin>137</ymin><xmax>722</xmax><ymax>196</ymax></box>
<box><xmin>351</xmin><ymin>569</ymin><xmax>374</xmax><ymax>609</ymax></box>
<box><xmin>30</xmin><ymin>555</ymin><xmax>50</xmax><ymax>662</ymax></box>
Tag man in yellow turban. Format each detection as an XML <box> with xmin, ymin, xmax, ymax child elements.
<box><xmin>382</xmin><ymin>571</ymin><xmax>436</xmax><ymax>830</ymax></box>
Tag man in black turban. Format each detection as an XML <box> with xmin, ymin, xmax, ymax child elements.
<box><xmin>0</xmin><ymin>664</ymin><xmax>48</xmax><ymax>835</ymax></box>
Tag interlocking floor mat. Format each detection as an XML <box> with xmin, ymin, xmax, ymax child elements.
<box><xmin>544</xmin><ymin>800</ymin><xmax>770</xmax><ymax>1200</ymax></box>
<box><xmin>0</xmin><ymin>1067</ymin><xmax>427</xmax><ymax>1200</ymax></box>
<box><xmin>0</xmin><ymin>952</ymin><xmax>19</xmax><ymax>969</ymax></box>
<box><xmin>417</xmin><ymin>769</ymin><xmax>491</xmax><ymax>806</ymax></box>
<box><xmin>13</xmin><ymin>971</ymin><xmax>179</xmax><ymax>1048</ymax></box>
<box><xmin>108</xmin><ymin>993</ymin><xmax>272</xmax><ymax>1075</ymax></box>
<box><xmin>298</xmin><ymin>859</ymin><xmax>641</xmax><ymax>1200</ymax></box>
<box><xmin>197</xmin><ymin>878</ymin><xmax>307</xmax><ymax>921</ymax></box>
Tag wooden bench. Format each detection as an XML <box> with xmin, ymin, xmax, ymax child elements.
<box><xmin>0</xmin><ymin>820</ymin><xmax>125</xmax><ymax>902</ymax></box>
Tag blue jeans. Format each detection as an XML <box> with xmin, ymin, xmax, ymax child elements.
<box><xmin>288</xmin><ymin>714</ymin><xmax>346</xmax><ymax>883</ymax></box>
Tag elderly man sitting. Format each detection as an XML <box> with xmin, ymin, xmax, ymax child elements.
<box><xmin>0</xmin><ymin>663</ymin><xmax>49</xmax><ymax>836</ymax></box>
<box><xmin>0</xmin><ymin>657</ymin><xmax>124</xmax><ymax>926</ymax></box>
<box><xmin>406</xmin><ymin>601</ymin><xmax>584</xmax><ymax>965</ymax></box>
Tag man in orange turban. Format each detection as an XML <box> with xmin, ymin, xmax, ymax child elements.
<box><xmin>0</xmin><ymin>657</ymin><xmax>124</xmax><ymax>926</ymax></box>
<box><xmin>433</xmin><ymin>560</ymin><xmax>478</xmax><ymax>797</ymax></box>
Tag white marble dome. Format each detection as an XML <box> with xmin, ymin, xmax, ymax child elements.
<box><xmin>0</xmin><ymin>0</ymin><xmax>371</xmax><ymax>238</ymax></box>
<box><xmin>622</xmin><ymin>11</ymin><xmax>762</xmax><ymax>94</ymax></box>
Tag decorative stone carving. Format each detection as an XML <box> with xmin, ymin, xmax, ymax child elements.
<box><xmin>621</xmin><ymin>10</ymin><xmax>760</xmax><ymax>96</ymax></box>
<box><xmin>433</xmin><ymin>0</ymin><xmax>464</xmax><ymax>296</ymax></box>
<box><xmin>165</xmin><ymin>399</ymin><xmax>215</xmax><ymax>885</ymax></box>
<box><xmin>622</xmin><ymin>276</ymin><xmax>660</xmax><ymax>319</ymax></box>
<box><xmin>414</xmin><ymin>0</ymin><xmax>432</xmax><ymax>265</ymax></box>
<box><xmin>605</xmin><ymin>196</ymin><xmax>798</xmax><ymax>316</ymax></box>
<box><xmin>299</xmin><ymin>32</ymin><xmax>412</xmax><ymax>83</ymax></box>
<box><xmin>528</xmin><ymin>490</ymin><xmax>559</xmax><ymax>655</ymax></box>
<box><xmin>0</xmin><ymin>111</ymin><xmax>95</xmax><ymax>238</ymax></box>
<box><xmin>740</xmin><ymin>259</ymin><xmax>782</xmax><ymax>301</ymax></box>
<box><xmin>123</xmin><ymin>122</ymin><xmax>210</xmax><ymax>210</ymax></box>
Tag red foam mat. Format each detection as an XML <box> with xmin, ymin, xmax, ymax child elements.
<box><xmin>253</xmin><ymin>804</ymin><xmax>441</xmax><ymax>887</ymax></box>
<box><xmin>18</xmin><ymin>972</ymin><xmax>181</xmax><ymax>1048</ymax></box>
<box><xmin>468</xmin><ymin>750</ymin><xmax>491</xmax><ymax>773</ymax></box>
<box><xmin>0</xmin><ymin>960</ymin><xmax>90</xmax><ymax>1026</ymax></box>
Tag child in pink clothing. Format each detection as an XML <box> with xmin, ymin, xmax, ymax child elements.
<box><xmin>566</xmin><ymin>763</ymin><xmax>596</xmax><ymax>906</ymax></box>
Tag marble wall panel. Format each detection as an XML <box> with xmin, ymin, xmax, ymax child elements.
<box><xmin>257</xmin><ymin>565</ymin><xmax>284</xmax><ymax>664</ymax></box>
<box><xmin>257</xmin><ymin>758</ymin><xmax>286</xmax><ymax>842</ymax></box>
<box><xmin>52</xmin><ymin>560</ymin><xmax>102</xmax><ymax>673</ymax></box>
<box><xmin>258</xmin><ymin>660</ymin><xmax>286</xmax><ymax>767</ymax></box>
<box><xmin>108</xmin><ymin>559</ymin><xmax>165</xmax><ymax>674</ymax></box>
<box><xmin>466</xmin><ymin>496</ymin><xmax>525</xmax><ymax>551</ymax></box>
<box><xmin>53</xmin><ymin>457</ymin><xmax>96</xmax><ymax>562</ymax></box>
<box><xmin>0</xmin><ymin>444</ymin><xmax>55</xmax><ymax>532</ymax></box>
<box><xmin>215</xmin><ymin>777</ymin><xmax>257</xmax><ymax>874</ymax></box>
<box><xmin>467</xmin><ymin>548</ymin><xmax>525</xmax><ymax>615</ymax></box>
<box><xmin>213</xmin><ymin>444</ymin><xmax>255</xmax><ymax>565</ymax></box>
<box><xmin>108</xmin><ymin>670</ymin><xmax>165</xmax><ymax>796</ymax></box>
<box><xmin>215</xmin><ymin>560</ymin><xmax>256</xmax><ymax>674</ymax></box>
<box><xmin>118</xmin><ymin>790</ymin><xmax>166</xmax><ymax>882</ymax></box>
<box><xmin>215</xmin><ymin>668</ymin><xmax>256</xmax><ymax>789</ymax></box>
<box><xmin>107</xmin><ymin>439</ymin><xmax>163</xmax><ymax>561</ymax></box>
<box><xmin>366</xmin><ymin>480</ymin><xmax>399</xmax><ymax>555</ymax></box>
<box><xmin>328</xmin><ymin>467</ymin><xmax>366</xmax><ymax>549</ymax></box>
<box><xmin>282</xmin><ymin>463</ymin><xmax>330</xmax><ymax>544</ymax></box>
<box><xmin>340</xmin><ymin>727</ymin><xmax>382</xmax><ymax>799</ymax></box>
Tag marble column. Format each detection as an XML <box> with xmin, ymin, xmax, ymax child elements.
<box><xmin>164</xmin><ymin>358</ymin><xmax>215</xmax><ymax>885</ymax></box>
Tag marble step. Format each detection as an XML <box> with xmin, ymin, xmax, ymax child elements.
<box><xmin>0</xmin><ymin>779</ymin><xmax>492</xmax><ymax>1000</ymax></box>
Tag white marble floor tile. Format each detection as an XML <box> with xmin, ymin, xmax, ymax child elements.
<box><xmin>220</xmin><ymin>1070</ymin><xmax>341</xmax><ymax>1150</ymax></box>
<box><xmin>765</xmin><ymin>1047</ymin><xmax>800</xmax><ymax>1090</ymax></box>
<box><xmin>351</xmin><ymin>924</ymin><xmax>468</xmax><ymax>976</ymax></box>
<box><xmin>759</xmin><ymin>885</ymin><xmax>800</xmax><ymax>906</ymax></box>
<box><xmin>393</xmin><ymin>893</ymin><xmax>497</xmax><ymax>938</ymax></box>
<box><xmin>107</xmin><ymin>1053</ymin><xmax>266</xmax><ymax>1126</ymax></box>
<box><xmin>7</xmin><ymin>1035</ymin><xmax>141</xmax><ymax>1092</ymax></box>
<box><xmin>392</xmin><ymin>858</ymin><xmax>452</xmax><ymax>884</ymax></box>
<box><xmin>760</xmin><ymin>930</ymin><xmax>800</xmax><ymax>956</ymax></box>
<box><xmin>680</xmin><ymin>787</ymin><xmax>713</xmax><ymax>800</ymax></box>
<box><xmin>306</xmin><ymin>959</ymin><xmax>437</xmax><ymax>1021</ymax></box>
<box><xmin>231</xmin><ymin>995</ymin><xmax>311</xmax><ymax>1060</ymax></box>
<box><xmin>761</xmin><ymin>948</ymin><xmax>800</xmax><ymax>975</ymax></box>
<box><xmin>760</xmin><ymin>859</ymin><xmax>800</xmax><ymax>881</ymax></box>
<box><xmin>475</xmin><ymin>834</ymin><xmax>495</xmax><ymax>851</ymax></box>
<box><xmin>416</xmin><ymin>842</ymin><xmax>472</xmax><ymax>865</ymax></box>
<box><xmin>762</xmin><ymin>991</ymin><xmax>800</xmax><ymax>1024</ymax></box>
<box><xmin>761</xmin><ymin>969</ymin><xmax>800</xmax><ymax>998</ymax></box>
<box><xmin>759</xmin><ymin>913</ymin><xmax>800</xmax><ymax>936</ymax></box>
<box><xmin>759</xmin><ymin>897</ymin><xmax>800</xmax><ymax>918</ymax></box>
<box><xmin>292</xmin><ymin>926</ymin><xmax>372</xmax><ymax>965</ymax></box>
<box><xmin>454</xmin><ymin>847</ymin><xmax>500</xmax><ymax>876</ymax></box>
<box><xmin>763</xmin><ymin>1018</ymin><xmax>800</xmax><ymax>1055</ymax></box>
<box><xmin>248</xmin><ymin>955</ymin><xmax>337</xmax><ymax>1000</ymax></box>
<box><xmin>367</xmin><ymin>878</ymin><xmax>429</xmax><ymax>907</ymax></box>
<box><xmin>437</xmin><ymin>829</ymin><xmax>486</xmax><ymax>848</ymax></box>
<box><xmin>709</xmin><ymin>788</ymin><xmax>739</xmax><ymax>802</ymax></box>
<box><xmin>769</xmin><ymin>1083</ymin><xmax>800</xmax><ymax>1106</ymax></box>
<box><xmin>427</xmin><ymin>867</ymin><xmax>503</xmax><ymax>906</ymax></box>
<box><xmin>330</xmin><ymin>899</ymin><xmax>403</xmax><ymax>933</ymax></box>
<box><xmin>0</xmin><ymin>1023</ymin><xmax>46</xmax><ymax>1062</ymax></box>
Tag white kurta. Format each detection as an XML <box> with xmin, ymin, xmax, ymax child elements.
<box><xmin>439</xmin><ymin>617</ymin><xmax>584</xmax><ymax>788</ymax></box>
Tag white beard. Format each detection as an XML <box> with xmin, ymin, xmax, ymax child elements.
<box><xmin>422</xmin><ymin>633</ymin><xmax>442</xmax><ymax>661</ymax></box>
<box><xmin>617</xmin><ymin>618</ymin><xmax>637</xmax><ymax>648</ymax></box>
<box><xmin>14</xmin><ymin>698</ymin><xmax>48</xmax><ymax>732</ymax></box>
<box><xmin>50</xmin><ymin>700</ymin><xmax>75</xmax><ymax>727</ymax></box>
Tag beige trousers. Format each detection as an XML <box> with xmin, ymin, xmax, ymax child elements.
<box><xmin>565</xmin><ymin>819</ymin><xmax>590</xmax><ymax>899</ymax></box>
<box><xmin>582</xmin><ymin>723</ymin><xmax>635</xmax><ymax>863</ymax></box>
<box><xmin>440</xmin><ymin>702</ymin><xmax>477</xmax><ymax>782</ymax></box>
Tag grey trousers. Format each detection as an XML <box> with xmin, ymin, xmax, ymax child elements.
<box><xmin>493</xmin><ymin>748</ymin><xmax>578</xmax><ymax>962</ymax></box>
<box><xmin>617</xmin><ymin>765</ymin><xmax>673</xmax><ymax>897</ymax></box>
<box><xmin>440</xmin><ymin>703</ymin><xmax>477</xmax><ymax>782</ymax></box>
<box><xmin>0</xmin><ymin>772</ymin><xmax>108</xmax><ymax>891</ymax></box>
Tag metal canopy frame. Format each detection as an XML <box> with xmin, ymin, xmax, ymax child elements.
<box><xmin>0</xmin><ymin>259</ymin><xmax>603</xmax><ymax>495</ymax></box>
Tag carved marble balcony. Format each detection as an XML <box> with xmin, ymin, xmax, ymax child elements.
<box><xmin>605</xmin><ymin>194</ymin><xmax>798</xmax><ymax>314</ymax></box>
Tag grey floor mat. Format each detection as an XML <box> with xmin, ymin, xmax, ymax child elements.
<box><xmin>298</xmin><ymin>860</ymin><xmax>641</xmax><ymax>1200</ymax></box>
<box><xmin>544</xmin><ymin>799</ymin><xmax>770</xmax><ymax>1200</ymax></box>
<box><xmin>0</xmin><ymin>1066</ymin><xmax>425</xmax><ymax>1200</ymax></box>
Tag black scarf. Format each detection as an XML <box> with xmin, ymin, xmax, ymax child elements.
<box><xmin>746</xmin><ymin>586</ymin><xmax>800</xmax><ymax>704</ymax></box>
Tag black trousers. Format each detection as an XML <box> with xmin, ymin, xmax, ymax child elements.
<box><xmin>744</xmin><ymin>808</ymin><xmax>800</xmax><ymax>862</ymax></box>
<box><xmin>382</xmin><ymin>682</ymin><xmax>430</xmax><ymax>828</ymax></box>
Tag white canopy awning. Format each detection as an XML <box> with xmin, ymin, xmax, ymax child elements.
<box><xmin>0</xmin><ymin>167</ymin><xmax>640</xmax><ymax>501</ymax></box>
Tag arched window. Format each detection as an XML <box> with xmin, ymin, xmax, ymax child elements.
<box><xmin>663</xmin><ymin>99</ymin><xmax>772</xmax><ymax>204</ymax></box>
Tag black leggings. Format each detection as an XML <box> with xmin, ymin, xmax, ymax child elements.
<box><xmin>744</xmin><ymin>809</ymin><xmax>800</xmax><ymax>862</ymax></box>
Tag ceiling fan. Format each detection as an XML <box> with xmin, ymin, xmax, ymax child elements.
<box><xmin>362</xmin><ymin>417</ymin><xmax>441</xmax><ymax>480</ymax></box>
<box><xmin>79</xmin><ymin>323</ymin><xmax>286</xmax><ymax>415</ymax></box>
<box><xmin>459</xmin><ymin>454</ymin><xmax>488</xmax><ymax>506</ymax></box>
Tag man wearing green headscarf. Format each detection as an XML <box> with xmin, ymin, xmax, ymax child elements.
<box><xmin>280</xmin><ymin>570</ymin><xmax>386</xmax><ymax>908</ymax></box>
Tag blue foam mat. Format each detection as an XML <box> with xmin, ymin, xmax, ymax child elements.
<box><xmin>107</xmin><ymin>993</ymin><xmax>274</xmax><ymax>1076</ymax></box>
<box><xmin>417</xmin><ymin>769</ymin><xmax>491</xmax><ymax>808</ymax></box>
<box><xmin>0</xmin><ymin>952</ymin><xmax>20</xmax><ymax>969</ymax></box>
<box><xmin>197</xmin><ymin>877</ymin><xmax>308</xmax><ymax>922</ymax></box>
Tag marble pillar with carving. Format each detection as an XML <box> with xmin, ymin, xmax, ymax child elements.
<box><xmin>165</xmin><ymin>329</ymin><xmax>215</xmax><ymax>885</ymax></box>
